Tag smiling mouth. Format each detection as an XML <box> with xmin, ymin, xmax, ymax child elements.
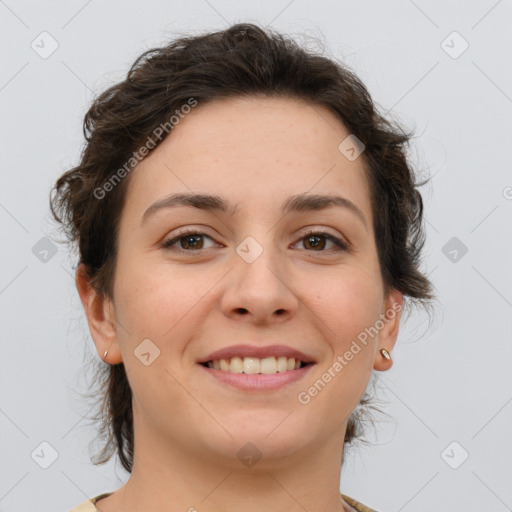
<box><xmin>199</xmin><ymin>356</ymin><xmax>313</xmax><ymax>374</ymax></box>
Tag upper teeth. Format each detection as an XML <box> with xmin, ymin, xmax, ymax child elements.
<box><xmin>206</xmin><ymin>356</ymin><xmax>303</xmax><ymax>374</ymax></box>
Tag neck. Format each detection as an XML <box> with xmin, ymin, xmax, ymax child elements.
<box><xmin>107</xmin><ymin>417</ymin><xmax>349</xmax><ymax>512</ymax></box>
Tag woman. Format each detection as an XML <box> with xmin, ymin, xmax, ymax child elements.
<box><xmin>51</xmin><ymin>22</ymin><xmax>434</xmax><ymax>512</ymax></box>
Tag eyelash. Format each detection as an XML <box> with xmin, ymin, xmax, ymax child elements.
<box><xmin>161</xmin><ymin>228</ymin><xmax>349</xmax><ymax>255</ymax></box>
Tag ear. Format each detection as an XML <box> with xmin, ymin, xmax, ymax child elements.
<box><xmin>373</xmin><ymin>288</ymin><xmax>403</xmax><ymax>371</ymax></box>
<box><xmin>75</xmin><ymin>263</ymin><xmax>123</xmax><ymax>364</ymax></box>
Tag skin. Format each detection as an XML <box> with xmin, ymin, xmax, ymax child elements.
<box><xmin>76</xmin><ymin>95</ymin><xmax>403</xmax><ymax>512</ymax></box>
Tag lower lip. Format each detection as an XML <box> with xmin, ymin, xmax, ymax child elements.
<box><xmin>197</xmin><ymin>363</ymin><xmax>314</xmax><ymax>391</ymax></box>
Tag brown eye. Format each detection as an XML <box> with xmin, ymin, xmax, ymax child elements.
<box><xmin>178</xmin><ymin>234</ymin><xmax>204</xmax><ymax>250</ymax></box>
<box><xmin>296</xmin><ymin>230</ymin><xmax>348</xmax><ymax>252</ymax></box>
<box><xmin>303</xmin><ymin>234</ymin><xmax>327</xmax><ymax>250</ymax></box>
<box><xmin>162</xmin><ymin>232</ymin><xmax>216</xmax><ymax>252</ymax></box>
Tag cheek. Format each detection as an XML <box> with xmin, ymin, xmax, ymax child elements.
<box><xmin>113</xmin><ymin>260</ymin><xmax>214</xmax><ymax>341</ymax></box>
<box><xmin>304</xmin><ymin>274</ymin><xmax>380</xmax><ymax>416</ymax></box>
<box><xmin>311</xmin><ymin>267</ymin><xmax>383</xmax><ymax>340</ymax></box>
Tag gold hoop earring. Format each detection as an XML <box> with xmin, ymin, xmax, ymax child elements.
<box><xmin>380</xmin><ymin>348</ymin><xmax>391</xmax><ymax>360</ymax></box>
<box><xmin>103</xmin><ymin>349</ymin><xmax>108</xmax><ymax>358</ymax></box>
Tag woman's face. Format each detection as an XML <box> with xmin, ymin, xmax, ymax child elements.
<box><xmin>82</xmin><ymin>95</ymin><xmax>402</xmax><ymax>466</ymax></box>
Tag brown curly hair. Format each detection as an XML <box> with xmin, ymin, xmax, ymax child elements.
<box><xmin>49</xmin><ymin>22</ymin><xmax>435</xmax><ymax>474</ymax></box>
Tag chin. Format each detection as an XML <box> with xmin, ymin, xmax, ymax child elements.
<box><xmin>200</xmin><ymin>420</ymin><xmax>315</xmax><ymax>467</ymax></box>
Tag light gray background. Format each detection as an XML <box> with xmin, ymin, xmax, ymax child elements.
<box><xmin>1</xmin><ymin>1</ymin><xmax>511</xmax><ymax>511</ymax></box>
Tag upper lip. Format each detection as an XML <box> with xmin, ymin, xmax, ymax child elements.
<box><xmin>198</xmin><ymin>344</ymin><xmax>316</xmax><ymax>364</ymax></box>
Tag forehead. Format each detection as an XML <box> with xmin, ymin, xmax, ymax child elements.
<box><xmin>123</xmin><ymin>95</ymin><xmax>372</xmax><ymax>223</ymax></box>
<box><xmin>161</xmin><ymin>95</ymin><xmax>354</xmax><ymax>162</ymax></box>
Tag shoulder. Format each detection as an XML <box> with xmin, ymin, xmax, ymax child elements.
<box><xmin>68</xmin><ymin>499</ymin><xmax>96</xmax><ymax>512</ymax></box>
<box><xmin>340</xmin><ymin>493</ymin><xmax>379</xmax><ymax>512</ymax></box>
<box><xmin>70</xmin><ymin>492</ymin><xmax>374</xmax><ymax>512</ymax></box>
<box><xmin>68</xmin><ymin>492</ymin><xmax>114</xmax><ymax>512</ymax></box>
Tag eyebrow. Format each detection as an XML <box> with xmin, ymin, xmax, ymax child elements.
<box><xmin>141</xmin><ymin>192</ymin><xmax>368</xmax><ymax>229</ymax></box>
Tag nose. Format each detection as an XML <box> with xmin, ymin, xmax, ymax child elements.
<box><xmin>220</xmin><ymin>237</ymin><xmax>300</xmax><ymax>325</ymax></box>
